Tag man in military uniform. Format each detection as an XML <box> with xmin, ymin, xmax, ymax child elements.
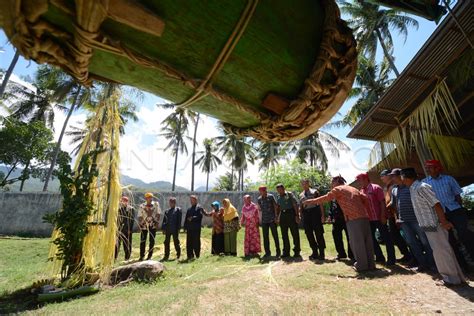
<box><xmin>115</xmin><ymin>196</ymin><xmax>135</xmax><ymax>261</ymax></box>
<box><xmin>299</xmin><ymin>179</ymin><xmax>326</xmax><ymax>260</ymax></box>
<box><xmin>275</xmin><ymin>184</ymin><xmax>301</xmax><ymax>258</ymax></box>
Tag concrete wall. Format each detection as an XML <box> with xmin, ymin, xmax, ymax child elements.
<box><xmin>0</xmin><ymin>191</ymin><xmax>261</xmax><ymax>237</ymax></box>
<box><xmin>0</xmin><ymin>192</ymin><xmax>62</xmax><ymax>237</ymax></box>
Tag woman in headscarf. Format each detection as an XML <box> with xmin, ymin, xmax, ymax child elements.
<box><xmin>207</xmin><ymin>201</ymin><xmax>224</xmax><ymax>255</ymax></box>
<box><xmin>222</xmin><ymin>198</ymin><xmax>240</xmax><ymax>256</ymax></box>
<box><xmin>241</xmin><ymin>195</ymin><xmax>261</xmax><ymax>257</ymax></box>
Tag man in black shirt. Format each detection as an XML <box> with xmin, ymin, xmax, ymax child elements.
<box><xmin>329</xmin><ymin>200</ymin><xmax>353</xmax><ymax>260</ymax></box>
<box><xmin>162</xmin><ymin>197</ymin><xmax>182</xmax><ymax>261</ymax></box>
<box><xmin>115</xmin><ymin>196</ymin><xmax>135</xmax><ymax>261</ymax></box>
<box><xmin>299</xmin><ymin>179</ymin><xmax>326</xmax><ymax>260</ymax></box>
<box><xmin>184</xmin><ymin>195</ymin><xmax>205</xmax><ymax>260</ymax></box>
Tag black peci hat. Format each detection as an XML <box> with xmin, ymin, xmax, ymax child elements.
<box><xmin>380</xmin><ymin>169</ymin><xmax>391</xmax><ymax>176</ymax></box>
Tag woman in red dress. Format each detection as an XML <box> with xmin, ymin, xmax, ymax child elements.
<box><xmin>241</xmin><ymin>195</ymin><xmax>262</xmax><ymax>257</ymax></box>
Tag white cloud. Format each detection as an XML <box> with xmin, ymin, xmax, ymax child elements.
<box><xmin>51</xmin><ymin>100</ymin><xmax>375</xmax><ymax>191</ymax></box>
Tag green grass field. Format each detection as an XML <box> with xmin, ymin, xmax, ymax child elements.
<box><xmin>1</xmin><ymin>227</ymin><xmax>473</xmax><ymax>315</ymax></box>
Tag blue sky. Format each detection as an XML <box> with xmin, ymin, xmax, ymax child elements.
<box><xmin>0</xmin><ymin>4</ymin><xmax>446</xmax><ymax>190</ymax></box>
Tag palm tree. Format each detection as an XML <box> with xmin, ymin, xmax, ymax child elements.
<box><xmin>292</xmin><ymin>131</ymin><xmax>349</xmax><ymax>172</ymax></box>
<box><xmin>339</xmin><ymin>1</ymin><xmax>418</xmax><ymax>77</ymax></box>
<box><xmin>0</xmin><ymin>50</ymin><xmax>20</xmax><ymax>98</ymax></box>
<box><xmin>328</xmin><ymin>57</ymin><xmax>393</xmax><ymax>128</ymax></box>
<box><xmin>159</xmin><ymin>106</ymin><xmax>195</xmax><ymax>191</ymax></box>
<box><xmin>215</xmin><ymin>129</ymin><xmax>255</xmax><ymax>191</ymax></box>
<box><xmin>254</xmin><ymin>141</ymin><xmax>288</xmax><ymax>171</ymax></box>
<box><xmin>39</xmin><ymin>67</ymin><xmax>94</xmax><ymax>191</ymax></box>
<box><xmin>195</xmin><ymin>138</ymin><xmax>222</xmax><ymax>191</ymax></box>
<box><xmin>66</xmin><ymin>84</ymin><xmax>139</xmax><ymax>156</ymax></box>
<box><xmin>9</xmin><ymin>65</ymin><xmax>72</xmax><ymax>191</ymax></box>
<box><xmin>190</xmin><ymin>113</ymin><xmax>200</xmax><ymax>191</ymax></box>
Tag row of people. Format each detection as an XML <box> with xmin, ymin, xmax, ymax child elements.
<box><xmin>114</xmin><ymin>160</ymin><xmax>472</xmax><ymax>286</ymax></box>
<box><xmin>114</xmin><ymin>180</ymin><xmax>333</xmax><ymax>262</ymax></box>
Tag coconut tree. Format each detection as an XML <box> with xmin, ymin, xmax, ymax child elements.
<box><xmin>254</xmin><ymin>141</ymin><xmax>288</xmax><ymax>171</ymax></box>
<box><xmin>328</xmin><ymin>56</ymin><xmax>393</xmax><ymax>128</ymax></box>
<box><xmin>215</xmin><ymin>129</ymin><xmax>255</xmax><ymax>191</ymax></box>
<box><xmin>195</xmin><ymin>138</ymin><xmax>222</xmax><ymax>191</ymax></box>
<box><xmin>8</xmin><ymin>65</ymin><xmax>73</xmax><ymax>191</ymax></box>
<box><xmin>159</xmin><ymin>106</ymin><xmax>195</xmax><ymax>191</ymax></box>
<box><xmin>292</xmin><ymin>131</ymin><xmax>349</xmax><ymax>172</ymax></box>
<box><xmin>66</xmin><ymin>84</ymin><xmax>139</xmax><ymax>156</ymax></box>
<box><xmin>339</xmin><ymin>1</ymin><xmax>418</xmax><ymax>77</ymax></box>
<box><xmin>0</xmin><ymin>50</ymin><xmax>20</xmax><ymax>98</ymax></box>
<box><xmin>190</xmin><ymin>113</ymin><xmax>200</xmax><ymax>191</ymax></box>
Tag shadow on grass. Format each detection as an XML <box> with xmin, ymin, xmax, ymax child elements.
<box><xmin>446</xmin><ymin>282</ymin><xmax>474</xmax><ymax>302</ymax></box>
<box><xmin>0</xmin><ymin>287</ymin><xmax>42</xmax><ymax>314</ymax></box>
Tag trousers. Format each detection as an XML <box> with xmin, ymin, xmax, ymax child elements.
<box><xmin>302</xmin><ymin>208</ymin><xmax>325</xmax><ymax>257</ymax></box>
<box><xmin>140</xmin><ymin>228</ymin><xmax>156</xmax><ymax>260</ymax></box>
<box><xmin>280</xmin><ymin>210</ymin><xmax>300</xmax><ymax>256</ymax></box>
<box><xmin>115</xmin><ymin>226</ymin><xmax>133</xmax><ymax>260</ymax></box>
<box><xmin>370</xmin><ymin>220</ymin><xmax>396</xmax><ymax>264</ymax></box>
<box><xmin>261</xmin><ymin>222</ymin><xmax>280</xmax><ymax>256</ymax></box>
<box><xmin>164</xmin><ymin>230</ymin><xmax>181</xmax><ymax>258</ymax></box>
<box><xmin>347</xmin><ymin>218</ymin><xmax>375</xmax><ymax>271</ymax></box>
<box><xmin>332</xmin><ymin>218</ymin><xmax>353</xmax><ymax>259</ymax></box>
<box><xmin>186</xmin><ymin>228</ymin><xmax>201</xmax><ymax>259</ymax></box>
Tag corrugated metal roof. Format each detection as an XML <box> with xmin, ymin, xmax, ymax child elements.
<box><xmin>348</xmin><ymin>0</ymin><xmax>473</xmax><ymax>141</ymax></box>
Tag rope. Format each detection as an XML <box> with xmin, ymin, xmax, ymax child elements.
<box><xmin>8</xmin><ymin>0</ymin><xmax>357</xmax><ymax>141</ymax></box>
<box><xmin>177</xmin><ymin>0</ymin><xmax>259</xmax><ymax>108</ymax></box>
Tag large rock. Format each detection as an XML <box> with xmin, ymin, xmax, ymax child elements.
<box><xmin>109</xmin><ymin>260</ymin><xmax>165</xmax><ymax>285</ymax></box>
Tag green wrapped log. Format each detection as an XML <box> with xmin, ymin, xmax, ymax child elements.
<box><xmin>0</xmin><ymin>0</ymin><xmax>358</xmax><ymax>141</ymax></box>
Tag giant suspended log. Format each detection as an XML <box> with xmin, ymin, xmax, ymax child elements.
<box><xmin>0</xmin><ymin>0</ymin><xmax>358</xmax><ymax>141</ymax></box>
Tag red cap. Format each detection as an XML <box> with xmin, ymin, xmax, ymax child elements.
<box><xmin>425</xmin><ymin>159</ymin><xmax>443</xmax><ymax>169</ymax></box>
<box><xmin>258</xmin><ymin>186</ymin><xmax>267</xmax><ymax>191</ymax></box>
<box><xmin>356</xmin><ymin>173</ymin><xmax>369</xmax><ymax>180</ymax></box>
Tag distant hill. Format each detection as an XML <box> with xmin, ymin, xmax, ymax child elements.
<box><xmin>121</xmin><ymin>174</ymin><xmax>188</xmax><ymax>192</ymax></box>
<box><xmin>0</xmin><ymin>166</ymin><xmax>188</xmax><ymax>192</ymax></box>
<box><xmin>194</xmin><ymin>186</ymin><xmax>208</xmax><ymax>192</ymax></box>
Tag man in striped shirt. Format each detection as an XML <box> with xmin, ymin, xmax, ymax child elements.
<box><xmin>304</xmin><ymin>176</ymin><xmax>375</xmax><ymax>272</ymax></box>
<box><xmin>423</xmin><ymin>160</ymin><xmax>474</xmax><ymax>261</ymax></box>
<box><xmin>402</xmin><ymin>168</ymin><xmax>466</xmax><ymax>286</ymax></box>
<box><xmin>390</xmin><ymin>169</ymin><xmax>435</xmax><ymax>271</ymax></box>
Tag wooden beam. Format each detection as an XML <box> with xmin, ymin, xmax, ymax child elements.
<box><xmin>408</xmin><ymin>73</ymin><xmax>431</xmax><ymax>81</ymax></box>
<box><xmin>51</xmin><ymin>0</ymin><xmax>165</xmax><ymax>37</ymax></box>
<box><xmin>261</xmin><ymin>93</ymin><xmax>290</xmax><ymax>115</ymax></box>
<box><xmin>370</xmin><ymin>117</ymin><xmax>398</xmax><ymax>127</ymax></box>
<box><xmin>378</xmin><ymin>107</ymin><xmax>398</xmax><ymax>114</ymax></box>
<box><xmin>107</xmin><ymin>0</ymin><xmax>165</xmax><ymax>37</ymax></box>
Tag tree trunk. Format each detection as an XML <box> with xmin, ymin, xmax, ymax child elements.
<box><xmin>230</xmin><ymin>164</ymin><xmax>234</xmax><ymax>190</ymax></box>
<box><xmin>0</xmin><ymin>50</ymin><xmax>20</xmax><ymax>98</ymax></box>
<box><xmin>43</xmin><ymin>86</ymin><xmax>82</xmax><ymax>191</ymax></box>
<box><xmin>237</xmin><ymin>169</ymin><xmax>241</xmax><ymax>191</ymax></box>
<box><xmin>0</xmin><ymin>161</ymin><xmax>18</xmax><ymax>187</ymax></box>
<box><xmin>171</xmin><ymin>114</ymin><xmax>183</xmax><ymax>191</ymax></box>
<box><xmin>190</xmin><ymin>113</ymin><xmax>200</xmax><ymax>191</ymax></box>
<box><xmin>206</xmin><ymin>172</ymin><xmax>209</xmax><ymax>191</ymax></box>
<box><xmin>375</xmin><ymin>28</ymin><xmax>400</xmax><ymax>77</ymax></box>
<box><xmin>172</xmin><ymin>143</ymin><xmax>179</xmax><ymax>192</ymax></box>
<box><xmin>19</xmin><ymin>160</ymin><xmax>30</xmax><ymax>192</ymax></box>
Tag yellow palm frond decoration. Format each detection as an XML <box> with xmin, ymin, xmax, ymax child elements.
<box><xmin>368</xmin><ymin>128</ymin><xmax>407</xmax><ymax>169</ymax></box>
<box><xmin>369</xmin><ymin>78</ymin><xmax>461</xmax><ymax>169</ymax></box>
<box><xmin>49</xmin><ymin>85</ymin><xmax>122</xmax><ymax>286</ymax></box>
<box><xmin>428</xmin><ymin>135</ymin><xmax>474</xmax><ymax>171</ymax></box>
<box><xmin>408</xmin><ymin>78</ymin><xmax>460</xmax><ymax>146</ymax></box>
